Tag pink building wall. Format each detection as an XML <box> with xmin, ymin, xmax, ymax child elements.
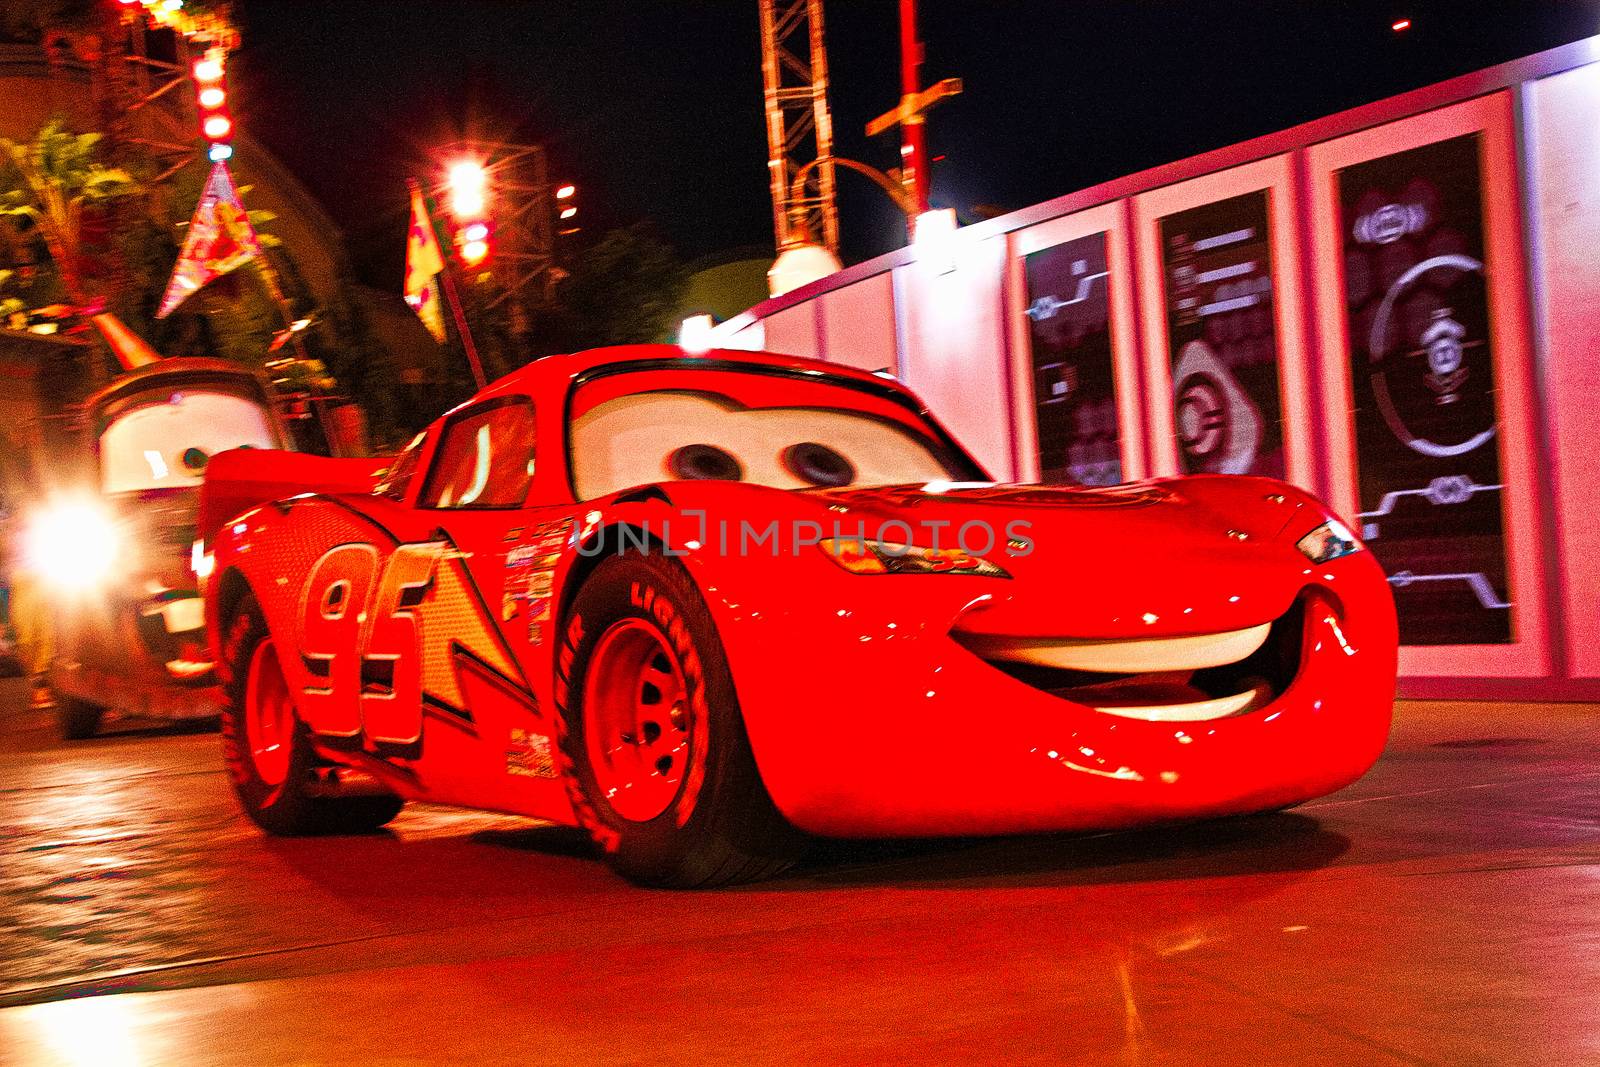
<box><xmin>717</xmin><ymin>37</ymin><xmax>1600</xmax><ymax>700</ymax></box>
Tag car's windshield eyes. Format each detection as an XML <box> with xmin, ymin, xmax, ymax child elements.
<box><xmin>667</xmin><ymin>444</ymin><xmax>744</xmax><ymax>481</ymax></box>
<box><xmin>570</xmin><ymin>389</ymin><xmax>957</xmax><ymax>501</ymax></box>
<box><xmin>99</xmin><ymin>393</ymin><xmax>278</xmax><ymax>493</ymax></box>
<box><xmin>781</xmin><ymin>441</ymin><xmax>855</xmax><ymax>487</ymax></box>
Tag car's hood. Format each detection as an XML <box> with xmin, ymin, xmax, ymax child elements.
<box><xmin>647</xmin><ymin>477</ymin><xmax>1321</xmax><ymax>638</ymax></box>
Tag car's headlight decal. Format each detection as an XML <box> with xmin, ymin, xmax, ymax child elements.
<box><xmin>818</xmin><ymin>538</ymin><xmax>1010</xmax><ymax>578</ymax></box>
<box><xmin>1296</xmin><ymin>519</ymin><xmax>1362</xmax><ymax>565</ymax></box>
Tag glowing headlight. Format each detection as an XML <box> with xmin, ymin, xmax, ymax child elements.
<box><xmin>818</xmin><ymin>538</ymin><xmax>1010</xmax><ymax>577</ymax></box>
<box><xmin>25</xmin><ymin>500</ymin><xmax>122</xmax><ymax>591</ymax></box>
<box><xmin>1296</xmin><ymin>519</ymin><xmax>1362</xmax><ymax>564</ymax></box>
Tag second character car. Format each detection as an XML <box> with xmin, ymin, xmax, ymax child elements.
<box><xmin>200</xmin><ymin>345</ymin><xmax>1398</xmax><ymax>886</ymax></box>
<box><xmin>30</xmin><ymin>357</ymin><xmax>296</xmax><ymax>739</ymax></box>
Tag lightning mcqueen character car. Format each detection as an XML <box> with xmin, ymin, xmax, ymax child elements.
<box><xmin>199</xmin><ymin>345</ymin><xmax>1397</xmax><ymax>887</ymax></box>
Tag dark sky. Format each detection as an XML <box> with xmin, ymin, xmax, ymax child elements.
<box><xmin>232</xmin><ymin>1</ymin><xmax>1599</xmax><ymax>291</ymax></box>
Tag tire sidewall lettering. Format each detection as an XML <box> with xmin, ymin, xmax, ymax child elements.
<box><xmin>558</xmin><ymin>556</ymin><xmax>715</xmax><ymax>843</ymax></box>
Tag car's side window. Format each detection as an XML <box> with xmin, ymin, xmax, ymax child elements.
<box><xmin>373</xmin><ymin>432</ymin><xmax>427</xmax><ymax>502</ymax></box>
<box><xmin>417</xmin><ymin>398</ymin><xmax>536</xmax><ymax>509</ymax></box>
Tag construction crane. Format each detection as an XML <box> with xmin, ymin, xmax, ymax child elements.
<box><xmin>758</xmin><ymin>0</ymin><xmax>839</xmax><ymax>254</ymax></box>
<box><xmin>758</xmin><ymin>0</ymin><xmax>961</xmax><ymax>266</ymax></box>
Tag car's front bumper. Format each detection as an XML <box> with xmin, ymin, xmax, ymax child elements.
<box><xmin>709</xmin><ymin>556</ymin><xmax>1397</xmax><ymax>839</ymax></box>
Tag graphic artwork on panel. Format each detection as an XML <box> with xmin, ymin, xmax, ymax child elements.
<box><xmin>1159</xmin><ymin>190</ymin><xmax>1286</xmax><ymax>478</ymax></box>
<box><xmin>1023</xmin><ymin>232</ymin><xmax>1121</xmax><ymax>485</ymax></box>
<box><xmin>1338</xmin><ymin>132</ymin><xmax>1511</xmax><ymax>645</ymax></box>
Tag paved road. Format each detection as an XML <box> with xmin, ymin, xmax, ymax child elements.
<box><xmin>1</xmin><ymin>681</ymin><xmax>1597</xmax><ymax>1065</ymax></box>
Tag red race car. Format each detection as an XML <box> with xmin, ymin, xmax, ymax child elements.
<box><xmin>200</xmin><ymin>345</ymin><xmax>1397</xmax><ymax>886</ymax></box>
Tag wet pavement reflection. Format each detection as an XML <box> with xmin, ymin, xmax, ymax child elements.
<box><xmin>2</xmin><ymin>680</ymin><xmax>1597</xmax><ymax>1065</ymax></box>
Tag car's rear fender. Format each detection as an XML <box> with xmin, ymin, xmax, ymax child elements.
<box><xmin>198</xmin><ymin>448</ymin><xmax>388</xmax><ymax>547</ymax></box>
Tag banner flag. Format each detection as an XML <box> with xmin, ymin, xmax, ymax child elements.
<box><xmin>156</xmin><ymin>162</ymin><xmax>264</xmax><ymax>319</ymax></box>
<box><xmin>404</xmin><ymin>180</ymin><xmax>447</xmax><ymax>343</ymax></box>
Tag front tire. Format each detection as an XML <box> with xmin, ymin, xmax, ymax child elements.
<box><xmin>556</xmin><ymin>551</ymin><xmax>803</xmax><ymax>888</ymax></box>
<box><xmin>220</xmin><ymin>593</ymin><xmax>404</xmax><ymax>835</ymax></box>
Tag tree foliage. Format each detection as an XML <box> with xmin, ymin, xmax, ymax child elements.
<box><xmin>555</xmin><ymin>223</ymin><xmax>690</xmax><ymax>350</ymax></box>
<box><xmin>0</xmin><ymin>122</ymin><xmax>137</xmax><ymax>306</ymax></box>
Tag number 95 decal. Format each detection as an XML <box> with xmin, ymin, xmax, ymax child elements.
<box><xmin>297</xmin><ymin>541</ymin><xmax>446</xmax><ymax>748</ymax></box>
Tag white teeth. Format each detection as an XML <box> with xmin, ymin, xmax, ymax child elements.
<box><xmin>1092</xmin><ymin>682</ymin><xmax>1273</xmax><ymax>722</ymax></box>
<box><xmin>961</xmin><ymin>623</ymin><xmax>1270</xmax><ymax>673</ymax></box>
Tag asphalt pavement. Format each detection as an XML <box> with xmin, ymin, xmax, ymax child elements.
<box><xmin>1</xmin><ymin>679</ymin><xmax>1597</xmax><ymax>1065</ymax></box>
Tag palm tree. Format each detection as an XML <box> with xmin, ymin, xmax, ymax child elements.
<box><xmin>0</xmin><ymin>121</ymin><xmax>138</xmax><ymax>309</ymax></box>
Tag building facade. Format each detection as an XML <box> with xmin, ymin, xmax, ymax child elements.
<box><xmin>717</xmin><ymin>37</ymin><xmax>1600</xmax><ymax>701</ymax></box>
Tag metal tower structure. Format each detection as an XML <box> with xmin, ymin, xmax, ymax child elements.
<box><xmin>758</xmin><ymin>0</ymin><xmax>839</xmax><ymax>253</ymax></box>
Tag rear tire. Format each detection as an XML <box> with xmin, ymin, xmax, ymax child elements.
<box><xmin>220</xmin><ymin>592</ymin><xmax>404</xmax><ymax>836</ymax></box>
<box><xmin>556</xmin><ymin>551</ymin><xmax>803</xmax><ymax>888</ymax></box>
<box><xmin>58</xmin><ymin>697</ymin><xmax>104</xmax><ymax>741</ymax></box>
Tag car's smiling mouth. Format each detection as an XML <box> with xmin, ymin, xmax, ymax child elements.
<box><xmin>953</xmin><ymin>596</ymin><xmax>1308</xmax><ymax>722</ymax></box>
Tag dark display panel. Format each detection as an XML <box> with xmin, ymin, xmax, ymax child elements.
<box><xmin>1159</xmin><ymin>190</ymin><xmax>1286</xmax><ymax>478</ymax></box>
<box><xmin>1337</xmin><ymin>133</ymin><xmax>1511</xmax><ymax>645</ymax></box>
<box><xmin>1022</xmin><ymin>232</ymin><xmax>1121</xmax><ymax>485</ymax></box>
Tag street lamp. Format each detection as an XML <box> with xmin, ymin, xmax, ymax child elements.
<box><xmin>447</xmin><ymin>160</ymin><xmax>488</xmax><ymax>219</ymax></box>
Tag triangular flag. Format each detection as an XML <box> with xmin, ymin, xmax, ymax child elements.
<box><xmin>156</xmin><ymin>162</ymin><xmax>264</xmax><ymax>319</ymax></box>
<box><xmin>404</xmin><ymin>180</ymin><xmax>447</xmax><ymax>343</ymax></box>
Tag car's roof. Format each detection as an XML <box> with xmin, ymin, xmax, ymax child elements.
<box><xmin>462</xmin><ymin>344</ymin><xmax>904</xmax><ymax>411</ymax></box>
<box><xmin>85</xmin><ymin>356</ymin><xmax>269</xmax><ymax>408</ymax></box>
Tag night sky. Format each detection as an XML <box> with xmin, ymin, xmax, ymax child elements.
<box><xmin>233</xmin><ymin>1</ymin><xmax>1599</xmax><ymax>291</ymax></box>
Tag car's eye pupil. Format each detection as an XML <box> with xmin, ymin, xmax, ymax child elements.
<box><xmin>667</xmin><ymin>444</ymin><xmax>743</xmax><ymax>481</ymax></box>
<box><xmin>182</xmin><ymin>447</ymin><xmax>210</xmax><ymax>472</ymax></box>
<box><xmin>782</xmin><ymin>442</ymin><xmax>855</xmax><ymax>487</ymax></box>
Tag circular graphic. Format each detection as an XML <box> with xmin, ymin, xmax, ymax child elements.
<box><xmin>1176</xmin><ymin>373</ymin><xmax>1227</xmax><ymax>460</ymax></box>
<box><xmin>1367</xmin><ymin>253</ymin><xmax>1496</xmax><ymax>458</ymax></box>
<box><xmin>1172</xmin><ymin>340</ymin><xmax>1261</xmax><ymax>474</ymax></box>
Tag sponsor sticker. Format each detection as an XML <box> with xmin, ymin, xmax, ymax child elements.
<box><xmin>506</xmin><ymin>727</ymin><xmax>557</xmax><ymax>778</ymax></box>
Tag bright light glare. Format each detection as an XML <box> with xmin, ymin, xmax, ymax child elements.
<box><xmin>202</xmin><ymin>115</ymin><xmax>232</xmax><ymax>139</ymax></box>
<box><xmin>26</xmin><ymin>500</ymin><xmax>121</xmax><ymax>591</ymax></box>
<box><xmin>555</xmin><ymin>184</ymin><xmax>576</xmax><ymax>199</ymax></box>
<box><xmin>913</xmin><ymin>208</ymin><xmax>959</xmax><ymax>274</ymax></box>
<box><xmin>462</xmin><ymin>222</ymin><xmax>489</xmax><ymax>242</ymax></box>
<box><xmin>193</xmin><ymin>57</ymin><xmax>224</xmax><ymax>82</ymax></box>
<box><xmin>208</xmin><ymin>143</ymin><xmax>233</xmax><ymax>162</ymax></box>
<box><xmin>559</xmin><ymin>206</ymin><xmax>578</xmax><ymax>220</ymax></box>
<box><xmin>198</xmin><ymin>86</ymin><xmax>225</xmax><ymax>108</ymax></box>
<box><xmin>1391</xmin><ymin>17</ymin><xmax>1411</xmax><ymax>31</ymax></box>
<box><xmin>448</xmin><ymin>160</ymin><xmax>487</xmax><ymax>192</ymax></box>
<box><xmin>461</xmin><ymin>239</ymin><xmax>490</xmax><ymax>265</ymax></box>
<box><xmin>26</xmin><ymin>994</ymin><xmax>150</xmax><ymax>1067</ymax></box>
<box><xmin>678</xmin><ymin>314</ymin><xmax>716</xmax><ymax>354</ymax></box>
<box><xmin>448</xmin><ymin>161</ymin><xmax>489</xmax><ymax>218</ymax></box>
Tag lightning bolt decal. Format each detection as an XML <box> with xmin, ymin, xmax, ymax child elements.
<box><xmin>413</xmin><ymin>532</ymin><xmax>535</xmax><ymax>734</ymax></box>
